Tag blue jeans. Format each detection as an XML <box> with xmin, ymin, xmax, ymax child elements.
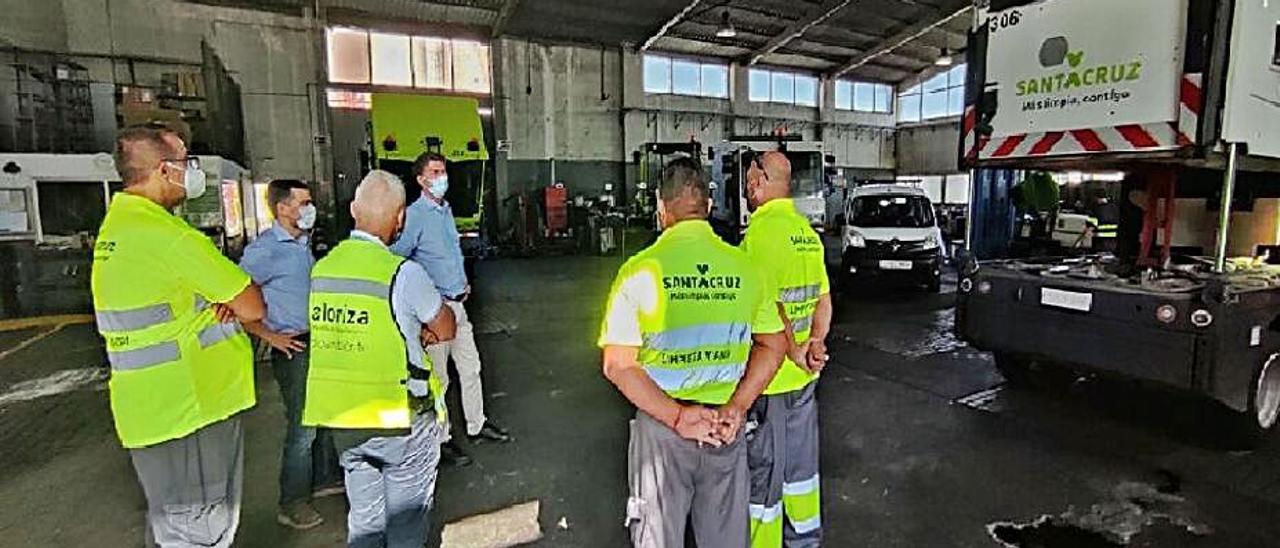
<box><xmin>342</xmin><ymin>412</ymin><xmax>442</xmax><ymax>548</ymax></box>
<box><xmin>272</xmin><ymin>347</ymin><xmax>342</xmax><ymax>506</ymax></box>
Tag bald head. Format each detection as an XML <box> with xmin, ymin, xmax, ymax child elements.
<box><xmin>351</xmin><ymin>170</ymin><xmax>407</xmax><ymax>243</ymax></box>
<box><xmin>746</xmin><ymin>150</ymin><xmax>794</xmax><ymax>210</ymax></box>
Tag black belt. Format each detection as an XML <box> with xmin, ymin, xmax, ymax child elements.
<box><xmin>444</xmin><ymin>294</ymin><xmax>466</xmax><ymax>302</ymax></box>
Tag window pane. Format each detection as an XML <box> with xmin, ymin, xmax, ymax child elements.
<box><xmin>370</xmin><ymin>32</ymin><xmax>411</xmax><ymax>86</ymax></box>
<box><xmin>327</xmin><ymin>28</ymin><xmax>370</xmax><ymax>84</ymax></box>
<box><xmin>948</xmin><ymin>86</ymin><xmax>965</xmax><ymax>116</ymax></box>
<box><xmin>644</xmin><ymin>55</ymin><xmax>671</xmax><ymax>94</ymax></box>
<box><xmin>923</xmin><ymin>71</ymin><xmax>948</xmax><ymax>93</ymax></box>
<box><xmin>672</xmin><ymin>59</ymin><xmax>700</xmax><ymax>95</ymax></box>
<box><xmin>874</xmin><ymin>84</ymin><xmax>892</xmax><ymax>113</ymax></box>
<box><xmin>412</xmin><ymin>37</ymin><xmax>452</xmax><ymax>89</ymax></box>
<box><xmin>922</xmin><ymin>90</ymin><xmax>949</xmax><ymax>119</ymax></box>
<box><xmin>949</xmin><ymin>64</ymin><xmax>967</xmax><ymax>87</ymax></box>
<box><xmin>772</xmin><ymin>72</ymin><xmax>795</xmax><ymax>104</ymax></box>
<box><xmin>326</xmin><ymin>89</ymin><xmax>371</xmax><ymax>110</ymax></box>
<box><xmin>853</xmin><ymin>82</ymin><xmax>874</xmax><ymax>112</ymax></box>
<box><xmin>794</xmin><ymin>76</ymin><xmax>817</xmax><ymax>107</ymax></box>
<box><xmin>898</xmin><ymin>93</ymin><xmax>921</xmax><ymax>122</ymax></box>
<box><xmin>900</xmin><ymin>83</ymin><xmax>921</xmax><ymax>96</ymax></box>
<box><xmin>452</xmin><ymin>41</ymin><xmax>491</xmax><ymax>93</ymax></box>
<box><xmin>834</xmin><ymin>81</ymin><xmax>852</xmax><ymax>110</ymax></box>
<box><xmin>702</xmin><ymin>64</ymin><xmax>729</xmax><ymax>98</ymax></box>
<box><xmin>749</xmin><ymin>70</ymin><xmax>771</xmax><ymax>101</ymax></box>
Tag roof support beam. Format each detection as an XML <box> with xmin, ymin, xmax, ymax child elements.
<box><xmin>745</xmin><ymin>0</ymin><xmax>855</xmax><ymax>65</ymax></box>
<box><xmin>490</xmin><ymin>0</ymin><xmax>519</xmax><ymax>37</ymax></box>
<box><xmin>640</xmin><ymin>0</ymin><xmax>705</xmax><ymax>51</ymax></box>
<box><xmin>827</xmin><ymin>5</ymin><xmax>972</xmax><ymax>79</ymax></box>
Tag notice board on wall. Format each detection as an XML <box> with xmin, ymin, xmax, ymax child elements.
<box><xmin>371</xmin><ymin>93</ymin><xmax>489</xmax><ymax>162</ymax></box>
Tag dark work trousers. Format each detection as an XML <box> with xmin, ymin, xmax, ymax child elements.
<box><xmin>271</xmin><ymin>346</ymin><xmax>342</xmax><ymax>506</ymax></box>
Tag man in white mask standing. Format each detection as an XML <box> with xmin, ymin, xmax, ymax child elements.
<box><xmin>391</xmin><ymin>152</ymin><xmax>511</xmax><ymax>468</ymax></box>
<box><xmin>241</xmin><ymin>179</ymin><xmax>344</xmax><ymax>530</ymax></box>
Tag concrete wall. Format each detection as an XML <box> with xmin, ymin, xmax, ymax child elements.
<box><xmin>494</xmin><ymin>37</ymin><xmax>897</xmax><ymax>216</ymax></box>
<box><xmin>0</xmin><ymin>0</ymin><xmax>321</xmax><ymax>180</ymax></box>
<box><xmin>896</xmin><ymin>119</ymin><xmax>962</xmax><ymax>176</ymax></box>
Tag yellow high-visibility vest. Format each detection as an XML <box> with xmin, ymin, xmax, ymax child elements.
<box><xmin>600</xmin><ymin>220</ymin><xmax>779</xmax><ymax>405</ymax></box>
<box><xmin>742</xmin><ymin>198</ymin><xmax>830</xmax><ymax>395</ymax></box>
<box><xmin>92</xmin><ymin>193</ymin><xmax>255</xmax><ymax>449</ymax></box>
<box><xmin>303</xmin><ymin>237</ymin><xmax>443</xmax><ymax>429</ymax></box>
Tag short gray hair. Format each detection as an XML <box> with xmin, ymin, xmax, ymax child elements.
<box><xmin>353</xmin><ymin>170</ymin><xmax>406</xmax><ymax>218</ymax></box>
<box><xmin>355</xmin><ymin>169</ymin><xmax>404</xmax><ymax>207</ymax></box>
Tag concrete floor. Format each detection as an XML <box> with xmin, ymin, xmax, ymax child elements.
<box><xmin>1</xmin><ymin>254</ymin><xmax>1279</xmax><ymax>547</ymax></box>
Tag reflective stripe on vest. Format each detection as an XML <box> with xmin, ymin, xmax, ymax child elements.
<box><xmin>311</xmin><ymin>277</ymin><xmax>391</xmax><ymax>300</ymax></box>
<box><xmin>108</xmin><ymin>342</ymin><xmax>181</xmax><ymax>371</ymax></box>
<box><xmin>95</xmin><ymin>303</ymin><xmax>173</xmax><ymax>332</ymax></box>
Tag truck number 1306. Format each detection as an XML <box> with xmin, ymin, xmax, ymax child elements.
<box><xmin>987</xmin><ymin>10</ymin><xmax>1022</xmax><ymax>34</ymax></box>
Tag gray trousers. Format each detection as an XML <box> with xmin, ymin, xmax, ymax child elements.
<box><xmin>627</xmin><ymin>410</ymin><xmax>749</xmax><ymax>548</ymax></box>
<box><xmin>130</xmin><ymin>417</ymin><xmax>244</xmax><ymax>548</ymax></box>
<box><xmin>341</xmin><ymin>412</ymin><xmax>442</xmax><ymax>548</ymax></box>
<box><xmin>747</xmin><ymin>383</ymin><xmax>822</xmax><ymax>547</ymax></box>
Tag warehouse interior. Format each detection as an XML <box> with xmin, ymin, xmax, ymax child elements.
<box><xmin>1</xmin><ymin>0</ymin><xmax>1280</xmax><ymax>546</ymax></box>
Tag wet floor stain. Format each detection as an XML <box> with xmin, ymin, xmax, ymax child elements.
<box><xmin>987</xmin><ymin>481</ymin><xmax>1212</xmax><ymax>547</ymax></box>
<box><xmin>989</xmin><ymin>515</ymin><xmax>1121</xmax><ymax>547</ymax></box>
<box><xmin>846</xmin><ymin>309</ymin><xmax>969</xmax><ymax>359</ymax></box>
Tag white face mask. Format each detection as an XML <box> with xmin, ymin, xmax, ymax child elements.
<box><xmin>429</xmin><ymin>175</ymin><xmax>449</xmax><ymax>199</ymax></box>
<box><xmin>181</xmin><ymin>164</ymin><xmax>206</xmax><ymax>200</ymax></box>
<box><xmin>296</xmin><ymin>204</ymin><xmax>317</xmax><ymax>230</ymax></box>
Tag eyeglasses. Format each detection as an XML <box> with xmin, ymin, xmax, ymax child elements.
<box><xmin>163</xmin><ymin>157</ymin><xmax>200</xmax><ymax>170</ymax></box>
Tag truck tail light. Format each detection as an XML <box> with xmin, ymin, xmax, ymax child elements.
<box><xmin>1191</xmin><ymin>309</ymin><xmax>1214</xmax><ymax>328</ymax></box>
<box><xmin>978</xmin><ymin>281</ymin><xmax>992</xmax><ymax>295</ymax></box>
<box><xmin>1156</xmin><ymin>305</ymin><xmax>1178</xmax><ymax>324</ymax></box>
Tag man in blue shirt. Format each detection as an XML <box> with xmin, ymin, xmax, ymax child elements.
<box><xmin>241</xmin><ymin>180</ymin><xmax>343</xmax><ymax>530</ymax></box>
<box><xmin>391</xmin><ymin>152</ymin><xmax>511</xmax><ymax>467</ymax></box>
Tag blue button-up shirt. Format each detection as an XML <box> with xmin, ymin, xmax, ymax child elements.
<box><xmin>239</xmin><ymin>222</ymin><xmax>315</xmax><ymax>333</ymax></box>
<box><xmin>389</xmin><ymin>194</ymin><xmax>467</xmax><ymax>297</ymax></box>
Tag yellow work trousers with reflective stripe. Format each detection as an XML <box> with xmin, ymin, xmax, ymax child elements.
<box><xmin>747</xmin><ymin>382</ymin><xmax>821</xmax><ymax>548</ymax></box>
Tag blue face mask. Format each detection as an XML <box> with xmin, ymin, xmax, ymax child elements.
<box><xmin>429</xmin><ymin>175</ymin><xmax>449</xmax><ymax>200</ymax></box>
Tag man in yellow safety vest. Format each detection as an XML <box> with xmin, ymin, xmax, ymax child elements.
<box><xmin>303</xmin><ymin>170</ymin><xmax>457</xmax><ymax>548</ymax></box>
<box><xmin>600</xmin><ymin>157</ymin><xmax>788</xmax><ymax>547</ymax></box>
<box><xmin>92</xmin><ymin>125</ymin><xmax>266</xmax><ymax>547</ymax></box>
<box><xmin>742</xmin><ymin>151</ymin><xmax>834</xmax><ymax>547</ymax></box>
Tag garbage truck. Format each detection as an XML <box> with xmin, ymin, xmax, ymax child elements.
<box><xmin>956</xmin><ymin>0</ymin><xmax>1280</xmax><ymax>441</ymax></box>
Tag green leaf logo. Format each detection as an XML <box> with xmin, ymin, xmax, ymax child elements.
<box><xmin>1066</xmin><ymin>51</ymin><xmax>1084</xmax><ymax>68</ymax></box>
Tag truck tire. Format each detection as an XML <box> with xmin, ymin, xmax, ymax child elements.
<box><xmin>1238</xmin><ymin>353</ymin><xmax>1280</xmax><ymax>444</ymax></box>
<box><xmin>994</xmin><ymin>353</ymin><xmax>1034</xmax><ymax>387</ymax></box>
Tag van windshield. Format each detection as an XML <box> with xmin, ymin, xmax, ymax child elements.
<box><xmin>850</xmin><ymin>195</ymin><xmax>935</xmax><ymax>228</ymax></box>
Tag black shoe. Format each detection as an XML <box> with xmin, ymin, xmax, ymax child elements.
<box><xmin>468</xmin><ymin>421</ymin><xmax>512</xmax><ymax>444</ymax></box>
<box><xmin>440</xmin><ymin>441</ymin><xmax>473</xmax><ymax>467</ymax></box>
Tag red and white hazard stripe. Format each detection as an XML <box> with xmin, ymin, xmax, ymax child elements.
<box><xmin>962</xmin><ymin>72</ymin><xmax>1204</xmax><ymax>161</ymax></box>
<box><xmin>1177</xmin><ymin>72</ymin><xmax>1202</xmax><ymax>145</ymax></box>
<box><xmin>983</xmin><ymin>122</ymin><xmax>1184</xmax><ymax>159</ymax></box>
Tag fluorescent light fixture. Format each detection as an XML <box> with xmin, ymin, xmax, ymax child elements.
<box><xmin>716</xmin><ymin>11</ymin><xmax>737</xmax><ymax>38</ymax></box>
<box><xmin>935</xmin><ymin>49</ymin><xmax>954</xmax><ymax>66</ymax></box>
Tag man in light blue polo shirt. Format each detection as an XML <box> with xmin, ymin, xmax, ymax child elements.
<box><xmin>241</xmin><ymin>179</ymin><xmax>343</xmax><ymax>530</ymax></box>
<box><xmin>391</xmin><ymin>152</ymin><xmax>511</xmax><ymax>468</ymax></box>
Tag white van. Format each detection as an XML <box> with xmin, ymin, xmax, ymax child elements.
<box><xmin>840</xmin><ymin>184</ymin><xmax>945</xmax><ymax>292</ymax></box>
